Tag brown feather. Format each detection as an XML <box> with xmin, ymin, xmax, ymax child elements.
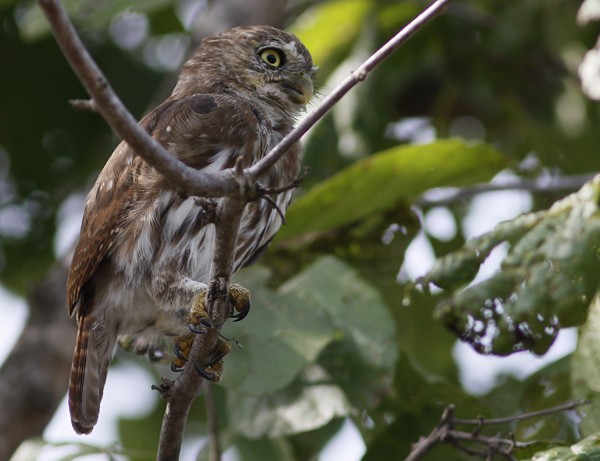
<box><xmin>68</xmin><ymin>313</ymin><xmax>95</xmax><ymax>434</ymax></box>
<box><xmin>66</xmin><ymin>25</ymin><xmax>315</xmax><ymax>434</ymax></box>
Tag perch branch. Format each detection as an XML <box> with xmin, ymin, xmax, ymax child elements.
<box><xmin>204</xmin><ymin>382</ymin><xmax>221</xmax><ymax>461</ymax></box>
<box><xmin>157</xmin><ymin>197</ymin><xmax>244</xmax><ymax>461</ymax></box>
<box><xmin>453</xmin><ymin>399</ymin><xmax>590</xmax><ymax>426</ymax></box>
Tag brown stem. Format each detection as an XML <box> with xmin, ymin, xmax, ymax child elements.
<box><xmin>205</xmin><ymin>382</ymin><xmax>221</xmax><ymax>461</ymax></box>
<box><xmin>416</xmin><ymin>173</ymin><xmax>596</xmax><ymax>208</ymax></box>
<box><xmin>157</xmin><ymin>197</ymin><xmax>245</xmax><ymax>461</ymax></box>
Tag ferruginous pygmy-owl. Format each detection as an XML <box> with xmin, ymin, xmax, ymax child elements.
<box><xmin>67</xmin><ymin>25</ymin><xmax>315</xmax><ymax>434</ymax></box>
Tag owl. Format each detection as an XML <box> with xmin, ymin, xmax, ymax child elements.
<box><xmin>67</xmin><ymin>25</ymin><xmax>315</xmax><ymax>434</ymax></box>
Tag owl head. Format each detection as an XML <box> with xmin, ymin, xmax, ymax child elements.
<box><xmin>172</xmin><ymin>25</ymin><xmax>317</xmax><ymax>116</ymax></box>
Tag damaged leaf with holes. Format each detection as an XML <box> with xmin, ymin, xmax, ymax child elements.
<box><xmin>421</xmin><ymin>175</ymin><xmax>600</xmax><ymax>356</ymax></box>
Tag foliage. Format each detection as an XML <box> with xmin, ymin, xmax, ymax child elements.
<box><xmin>523</xmin><ymin>433</ymin><xmax>600</xmax><ymax>461</ymax></box>
<box><xmin>421</xmin><ymin>176</ymin><xmax>600</xmax><ymax>356</ymax></box>
<box><xmin>2</xmin><ymin>0</ymin><xmax>600</xmax><ymax>460</ymax></box>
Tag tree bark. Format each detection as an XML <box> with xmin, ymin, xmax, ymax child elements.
<box><xmin>0</xmin><ymin>265</ymin><xmax>75</xmax><ymax>460</ymax></box>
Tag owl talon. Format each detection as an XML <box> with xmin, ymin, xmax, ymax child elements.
<box><xmin>191</xmin><ymin>350</ymin><xmax>228</xmax><ymax>382</ymax></box>
<box><xmin>230</xmin><ymin>308</ymin><xmax>249</xmax><ymax>322</ymax></box>
<box><xmin>170</xmin><ymin>284</ymin><xmax>248</xmax><ymax>375</ymax></box>
<box><xmin>173</xmin><ymin>343</ymin><xmax>188</xmax><ymax>362</ymax></box>
<box><xmin>229</xmin><ymin>283</ymin><xmax>251</xmax><ymax>322</ymax></box>
<box><xmin>170</xmin><ymin>363</ymin><xmax>185</xmax><ymax>373</ymax></box>
<box><xmin>192</xmin><ymin>361</ymin><xmax>220</xmax><ymax>381</ymax></box>
<box><xmin>188</xmin><ymin>318</ymin><xmax>213</xmax><ymax>334</ymax></box>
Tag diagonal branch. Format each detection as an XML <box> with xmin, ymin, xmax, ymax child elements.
<box><xmin>37</xmin><ymin>0</ymin><xmax>240</xmax><ymax>199</ymax></box>
<box><xmin>416</xmin><ymin>173</ymin><xmax>597</xmax><ymax>208</ymax></box>
<box><xmin>247</xmin><ymin>0</ymin><xmax>451</xmax><ymax>180</ymax></box>
<box><xmin>452</xmin><ymin>399</ymin><xmax>590</xmax><ymax>426</ymax></box>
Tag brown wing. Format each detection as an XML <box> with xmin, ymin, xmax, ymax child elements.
<box><xmin>66</xmin><ymin>94</ymin><xmax>263</xmax><ymax>318</ymax></box>
<box><xmin>66</xmin><ymin>99</ymin><xmax>175</xmax><ymax>317</ymax></box>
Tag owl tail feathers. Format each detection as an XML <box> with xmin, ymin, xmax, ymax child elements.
<box><xmin>68</xmin><ymin>314</ymin><xmax>110</xmax><ymax>434</ymax></box>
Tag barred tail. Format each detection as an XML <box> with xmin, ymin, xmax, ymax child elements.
<box><xmin>68</xmin><ymin>314</ymin><xmax>109</xmax><ymax>434</ymax></box>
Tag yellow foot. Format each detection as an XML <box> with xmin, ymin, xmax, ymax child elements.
<box><xmin>171</xmin><ymin>283</ymin><xmax>251</xmax><ymax>380</ymax></box>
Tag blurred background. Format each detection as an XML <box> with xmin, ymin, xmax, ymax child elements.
<box><xmin>1</xmin><ymin>0</ymin><xmax>600</xmax><ymax>460</ymax></box>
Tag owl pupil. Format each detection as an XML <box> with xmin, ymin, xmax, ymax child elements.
<box><xmin>267</xmin><ymin>54</ymin><xmax>277</xmax><ymax>64</ymax></box>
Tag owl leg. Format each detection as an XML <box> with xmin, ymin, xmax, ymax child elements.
<box><xmin>171</xmin><ymin>283</ymin><xmax>250</xmax><ymax>381</ymax></box>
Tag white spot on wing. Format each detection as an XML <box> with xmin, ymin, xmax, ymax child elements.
<box><xmin>203</xmin><ymin>148</ymin><xmax>232</xmax><ymax>174</ymax></box>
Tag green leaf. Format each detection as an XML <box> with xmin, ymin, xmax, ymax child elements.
<box><xmin>222</xmin><ymin>256</ymin><xmax>395</xmax><ymax>438</ymax></box>
<box><xmin>278</xmin><ymin>139</ymin><xmax>507</xmax><ymax>241</ymax></box>
<box><xmin>425</xmin><ymin>175</ymin><xmax>600</xmax><ymax>356</ymax></box>
<box><xmin>228</xmin><ymin>380</ymin><xmax>351</xmax><ymax>439</ymax></box>
<box><xmin>223</xmin><ymin>256</ymin><xmax>395</xmax><ymax>396</ymax></box>
<box><xmin>522</xmin><ymin>433</ymin><xmax>600</xmax><ymax>460</ymax></box>
<box><xmin>572</xmin><ymin>296</ymin><xmax>600</xmax><ymax>435</ymax></box>
<box><xmin>222</xmin><ymin>266</ymin><xmax>334</xmax><ymax>396</ymax></box>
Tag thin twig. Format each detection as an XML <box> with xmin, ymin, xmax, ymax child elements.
<box><xmin>416</xmin><ymin>173</ymin><xmax>596</xmax><ymax>208</ymax></box>
<box><xmin>247</xmin><ymin>0</ymin><xmax>451</xmax><ymax>180</ymax></box>
<box><xmin>405</xmin><ymin>401</ymin><xmax>590</xmax><ymax>461</ymax></box>
<box><xmin>404</xmin><ymin>405</ymin><xmax>455</xmax><ymax>461</ymax></box>
<box><xmin>453</xmin><ymin>399</ymin><xmax>590</xmax><ymax>426</ymax></box>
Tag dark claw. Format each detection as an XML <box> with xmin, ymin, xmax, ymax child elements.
<box><xmin>170</xmin><ymin>363</ymin><xmax>185</xmax><ymax>373</ymax></box>
<box><xmin>173</xmin><ymin>344</ymin><xmax>188</xmax><ymax>362</ymax></box>
<box><xmin>189</xmin><ymin>323</ymin><xmax>203</xmax><ymax>334</ymax></box>
<box><xmin>189</xmin><ymin>318</ymin><xmax>213</xmax><ymax>334</ymax></box>
<box><xmin>190</xmin><ymin>351</ymin><xmax>228</xmax><ymax>381</ymax></box>
<box><xmin>231</xmin><ymin>302</ymin><xmax>251</xmax><ymax>322</ymax></box>
<box><xmin>205</xmin><ymin>351</ymin><xmax>228</xmax><ymax>367</ymax></box>
<box><xmin>192</xmin><ymin>361</ymin><xmax>219</xmax><ymax>381</ymax></box>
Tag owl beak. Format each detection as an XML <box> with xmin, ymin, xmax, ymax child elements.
<box><xmin>284</xmin><ymin>73</ymin><xmax>314</xmax><ymax>105</ymax></box>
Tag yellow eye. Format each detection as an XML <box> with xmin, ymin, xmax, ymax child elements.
<box><xmin>260</xmin><ymin>49</ymin><xmax>284</xmax><ymax>68</ymax></box>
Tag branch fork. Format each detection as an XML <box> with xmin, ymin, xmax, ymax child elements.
<box><xmin>406</xmin><ymin>400</ymin><xmax>589</xmax><ymax>461</ymax></box>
